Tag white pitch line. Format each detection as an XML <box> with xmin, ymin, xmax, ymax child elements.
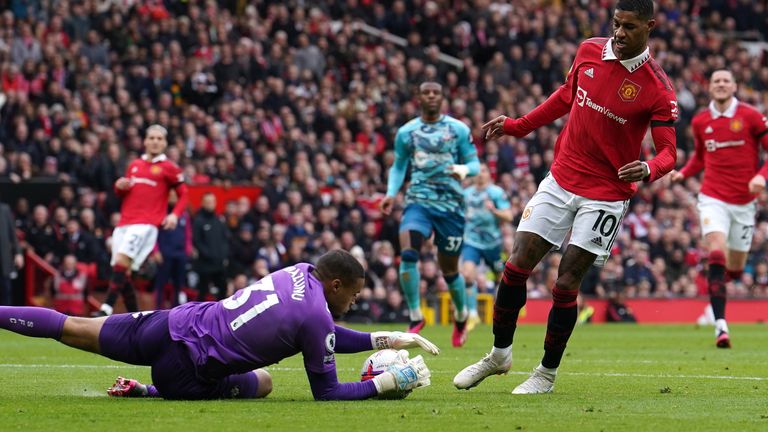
<box><xmin>1</xmin><ymin>364</ymin><xmax>765</xmax><ymax>381</ymax></box>
<box><xmin>0</xmin><ymin>364</ymin><xmax>130</xmax><ymax>369</ymax></box>
<box><xmin>264</xmin><ymin>367</ymin><xmax>768</xmax><ymax>381</ymax></box>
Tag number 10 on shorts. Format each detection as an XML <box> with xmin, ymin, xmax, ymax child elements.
<box><xmin>591</xmin><ymin>209</ymin><xmax>618</xmax><ymax>237</ymax></box>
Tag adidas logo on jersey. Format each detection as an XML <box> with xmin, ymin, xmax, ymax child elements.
<box><xmin>584</xmin><ymin>68</ymin><xmax>594</xmax><ymax>78</ymax></box>
<box><xmin>705</xmin><ymin>126</ymin><xmax>714</xmax><ymax>134</ymax></box>
<box><xmin>590</xmin><ymin>237</ymin><xmax>603</xmax><ymax>247</ymax></box>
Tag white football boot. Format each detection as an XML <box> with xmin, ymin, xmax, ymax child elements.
<box><xmin>512</xmin><ymin>365</ymin><xmax>556</xmax><ymax>394</ymax></box>
<box><xmin>453</xmin><ymin>352</ymin><xmax>512</xmax><ymax>389</ymax></box>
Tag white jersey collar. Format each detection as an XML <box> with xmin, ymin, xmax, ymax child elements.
<box><xmin>142</xmin><ymin>154</ymin><xmax>167</xmax><ymax>163</ymax></box>
<box><xmin>708</xmin><ymin>97</ymin><xmax>738</xmax><ymax>119</ymax></box>
<box><xmin>602</xmin><ymin>38</ymin><xmax>651</xmax><ymax>73</ymax></box>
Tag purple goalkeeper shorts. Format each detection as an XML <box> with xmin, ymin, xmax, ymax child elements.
<box><xmin>99</xmin><ymin>311</ymin><xmax>260</xmax><ymax>400</ymax></box>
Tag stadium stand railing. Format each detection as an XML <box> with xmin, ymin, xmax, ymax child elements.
<box><xmin>24</xmin><ymin>250</ymin><xmax>56</xmax><ymax>308</ymax></box>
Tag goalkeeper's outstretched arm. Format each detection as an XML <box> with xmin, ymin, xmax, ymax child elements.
<box><xmin>333</xmin><ymin>325</ymin><xmax>440</xmax><ymax>356</ymax></box>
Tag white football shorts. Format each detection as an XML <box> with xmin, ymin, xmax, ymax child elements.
<box><xmin>111</xmin><ymin>224</ymin><xmax>159</xmax><ymax>270</ymax></box>
<box><xmin>697</xmin><ymin>193</ymin><xmax>756</xmax><ymax>252</ymax></box>
<box><xmin>517</xmin><ymin>174</ymin><xmax>629</xmax><ymax>266</ymax></box>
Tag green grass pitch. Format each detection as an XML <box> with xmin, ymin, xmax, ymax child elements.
<box><xmin>1</xmin><ymin>323</ymin><xmax>766</xmax><ymax>431</ymax></box>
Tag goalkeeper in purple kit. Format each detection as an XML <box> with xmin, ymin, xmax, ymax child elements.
<box><xmin>0</xmin><ymin>250</ymin><xmax>437</xmax><ymax>400</ymax></box>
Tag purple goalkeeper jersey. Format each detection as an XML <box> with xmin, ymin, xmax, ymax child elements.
<box><xmin>168</xmin><ymin>263</ymin><xmax>337</xmax><ymax>376</ymax></box>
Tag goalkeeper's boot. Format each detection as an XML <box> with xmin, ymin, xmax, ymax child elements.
<box><xmin>107</xmin><ymin>376</ymin><xmax>149</xmax><ymax>397</ymax></box>
<box><xmin>716</xmin><ymin>331</ymin><xmax>731</xmax><ymax>349</ymax></box>
<box><xmin>453</xmin><ymin>352</ymin><xmax>511</xmax><ymax>389</ymax></box>
<box><xmin>512</xmin><ymin>365</ymin><xmax>556</xmax><ymax>394</ymax></box>
<box><xmin>407</xmin><ymin>319</ymin><xmax>425</xmax><ymax>334</ymax></box>
<box><xmin>452</xmin><ymin>320</ymin><xmax>468</xmax><ymax>347</ymax></box>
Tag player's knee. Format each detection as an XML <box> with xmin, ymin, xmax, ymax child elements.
<box><xmin>554</xmin><ymin>272</ymin><xmax>583</xmax><ymax>291</ymax></box>
<box><xmin>707</xmin><ymin>250</ymin><xmax>726</xmax><ymax>267</ymax></box>
<box><xmin>408</xmin><ymin>231</ymin><xmax>424</xmax><ymax>251</ymax></box>
<box><xmin>115</xmin><ymin>254</ymin><xmax>132</xmax><ymax>269</ymax></box>
<box><xmin>111</xmin><ymin>262</ymin><xmax>129</xmax><ymax>277</ymax></box>
<box><xmin>444</xmin><ymin>272</ymin><xmax>460</xmax><ymax>284</ymax></box>
<box><xmin>254</xmin><ymin>369</ymin><xmax>272</xmax><ymax>398</ymax></box>
<box><xmin>60</xmin><ymin>316</ymin><xmax>103</xmax><ymax>354</ymax></box>
<box><xmin>401</xmin><ymin>248</ymin><xmax>419</xmax><ymax>263</ymax></box>
<box><xmin>463</xmin><ymin>268</ymin><xmax>476</xmax><ymax>284</ymax></box>
<box><xmin>726</xmin><ymin>269</ymin><xmax>743</xmax><ymax>283</ymax></box>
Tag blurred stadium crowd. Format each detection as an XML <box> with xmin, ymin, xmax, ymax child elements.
<box><xmin>1</xmin><ymin>0</ymin><xmax>768</xmax><ymax>319</ymax></box>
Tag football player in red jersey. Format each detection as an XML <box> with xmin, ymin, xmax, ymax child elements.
<box><xmin>99</xmin><ymin>125</ymin><xmax>188</xmax><ymax>315</ymax></box>
<box><xmin>455</xmin><ymin>0</ymin><xmax>677</xmax><ymax>393</ymax></box>
<box><xmin>670</xmin><ymin>70</ymin><xmax>768</xmax><ymax>348</ymax></box>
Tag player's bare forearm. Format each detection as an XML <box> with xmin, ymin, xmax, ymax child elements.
<box><xmin>494</xmin><ymin>208</ymin><xmax>514</xmax><ymax>223</ymax></box>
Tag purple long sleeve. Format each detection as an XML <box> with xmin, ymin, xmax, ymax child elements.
<box><xmin>334</xmin><ymin>325</ymin><xmax>372</xmax><ymax>353</ymax></box>
<box><xmin>307</xmin><ymin>369</ymin><xmax>378</xmax><ymax>400</ymax></box>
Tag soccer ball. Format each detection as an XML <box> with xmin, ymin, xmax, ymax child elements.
<box><xmin>360</xmin><ymin>349</ymin><xmax>411</xmax><ymax>400</ymax></box>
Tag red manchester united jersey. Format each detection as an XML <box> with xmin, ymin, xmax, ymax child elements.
<box><xmin>681</xmin><ymin>98</ymin><xmax>768</xmax><ymax>205</ymax></box>
<box><xmin>508</xmin><ymin>38</ymin><xmax>678</xmax><ymax>201</ymax></box>
<box><xmin>117</xmin><ymin>154</ymin><xmax>185</xmax><ymax>227</ymax></box>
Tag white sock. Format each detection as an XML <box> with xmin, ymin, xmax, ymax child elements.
<box><xmin>100</xmin><ymin>303</ymin><xmax>114</xmax><ymax>315</ymax></box>
<box><xmin>536</xmin><ymin>363</ymin><xmax>558</xmax><ymax>377</ymax></box>
<box><xmin>409</xmin><ymin>309</ymin><xmax>423</xmax><ymax>322</ymax></box>
<box><xmin>491</xmin><ymin>345</ymin><xmax>512</xmax><ymax>362</ymax></box>
<box><xmin>454</xmin><ymin>306</ymin><xmax>468</xmax><ymax>322</ymax></box>
<box><xmin>716</xmin><ymin>319</ymin><xmax>729</xmax><ymax>334</ymax></box>
<box><xmin>469</xmin><ymin>309</ymin><xmax>479</xmax><ymax>319</ymax></box>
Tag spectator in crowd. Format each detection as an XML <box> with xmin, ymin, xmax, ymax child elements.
<box><xmin>229</xmin><ymin>222</ymin><xmax>258</xmax><ymax>278</ymax></box>
<box><xmin>0</xmin><ymin>196</ymin><xmax>23</xmax><ymax>305</ymax></box>
<box><xmin>192</xmin><ymin>192</ymin><xmax>229</xmax><ymax>301</ymax></box>
<box><xmin>152</xmin><ymin>191</ymin><xmax>191</xmax><ymax>309</ymax></box>
<box><xmin>57</xmin><ymin>218</ymin><xmax>97</xmax><ymax>264</ymax></box>
<box><xmin>53</xmin><ymin>254</ymin><xmax>87</xmax><ymax>316</ymax></box>
<box><xmin>22</xmin><ymin>205</ymin><xmax>57</xmax><ymax>263</ymax></box>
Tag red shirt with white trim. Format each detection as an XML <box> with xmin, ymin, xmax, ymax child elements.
<box><xmin>117</xmin><ymin>154</ymin><xmax>186</xmax><ymax>227</ymax></box>
<box><xmin>681</xmin><ymin>98</ymin><xmax>768</xmax><ymax>205</ymax></box>
<box><xmin>505</xmin><ymin>37</ymin><xmax>678</xmax><ymax>201</ymax></box>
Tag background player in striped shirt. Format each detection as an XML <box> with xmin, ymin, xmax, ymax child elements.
<box><xmin>461</xmin><ymin>163</ymin><xmax>513</xmax><ymax>330</ymax></box>
<box><xmin>454</xmin><ymin>0</ymin><xmax>677</xmax><ymax>394</ymax></box>
<box><xmin>670</xmin><ymin>69</ymin><xmax>768</xmax><ymax>348</ymax></box>
<box><xmin>99</xmin><ymin>125</ymin><xmax>188</xmax><ymax>316</ymax></box>
<box><xmin>379</xmin><ymin>81</ymin><xmax>480</xmax><ymax>348</ymax></box>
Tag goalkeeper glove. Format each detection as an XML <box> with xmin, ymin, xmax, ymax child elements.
<box><xmin>447</xmin><ymin>164</ymin><xmax>470</xmax><ymax>180</ymax></box>
<box><xmin>372</xmin><ymin>355</ymin><xmax>431</xmax><ymax>394</ymax></box>
<box><xmin>371</xmin><ymin>331</ymin><xmax>440</xmax><ymax>355</ymax></box>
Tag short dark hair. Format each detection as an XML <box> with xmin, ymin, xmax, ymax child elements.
<box><xmin>315</xmin><ymin>249</ymin><xmax>365</xmax><ymax>284</ymax></box>
<box><xmin>419</xmin><ymin>81</ymin><xmax>442</xmax><ymax>92</ymax></box>
<box><xmin>616</xmin><ymin>0</ymin><xmax>654</xmax><ymax>20</ymax></box>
